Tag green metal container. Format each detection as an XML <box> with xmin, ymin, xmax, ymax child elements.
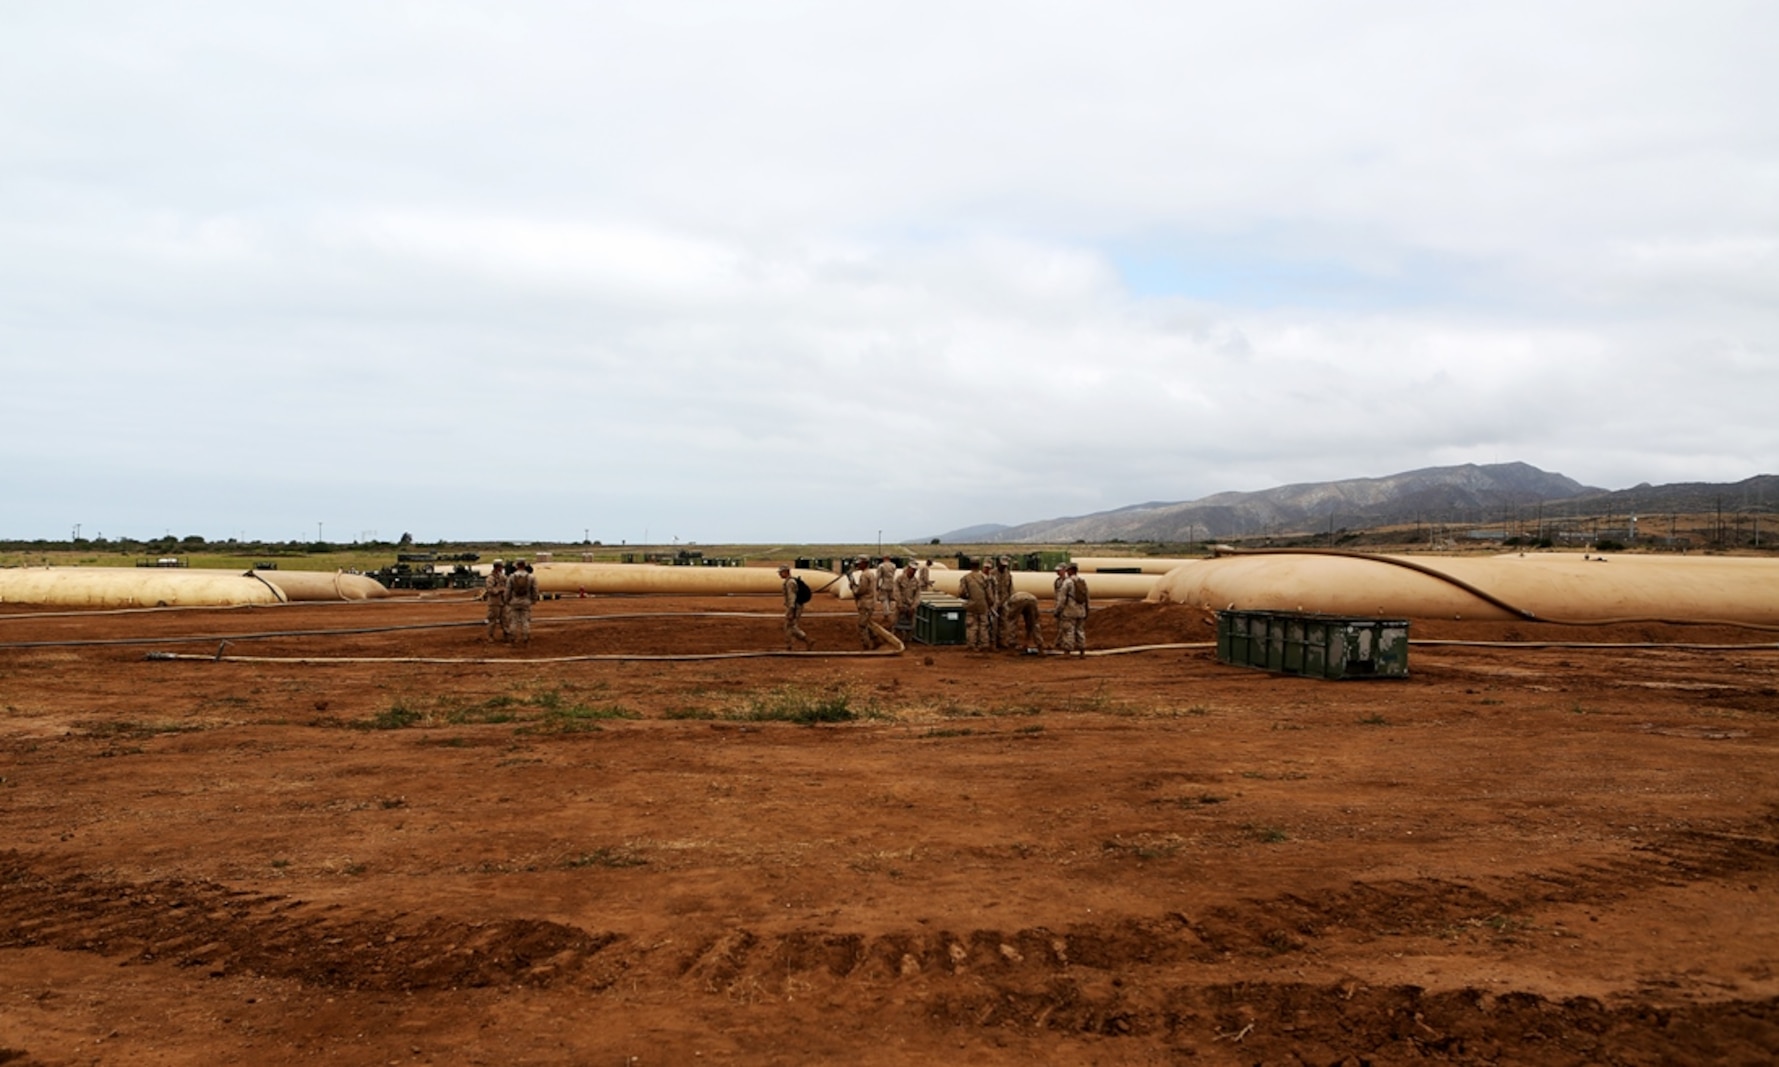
<box><xmin>914</xmin><ymin>595</ymin><xmax>968</xmax><ymax>646</ymax></box>
<box><xmin>1216</xmin><ymin>610</ymin><xmax>1409</xmax><ymax>679</ymax></box>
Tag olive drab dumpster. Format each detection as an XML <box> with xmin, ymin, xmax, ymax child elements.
<box><xmin>1216</xmin><ymin>610</ymin><xmax>1409</xmax><ymax>679</ymax></box>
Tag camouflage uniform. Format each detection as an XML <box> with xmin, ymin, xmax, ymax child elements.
<box><xmin>505</xmin><ymin>564</ymin><xmax>539</xmax><ymax>645</ymax></box>
<box><xmin>991</xmin><ymin>558</ymin><xmax>1015</xmax><ymax>648</ymax></box>
<box><xmin>1054</xmin><ymin>572</ymin><xmax>1088</xmax><ymax>655</ymax></box>
<box><xmin>781</xmin><ymin>571</ymin><xmax>812</xmax><ymax>650</ymax></box>
<box><xmin>483</xmin><ymin>564</ymin><xmax>509</xmax><ymax>641</ymax></box>
<box><xmin>958</xmin><ymin>565</ymin><xmax>995</xmax><ymax>651</ymax></box>
<box><xmin>892</xmin><ymin>566</ymin><xmax>921</xmax><ymax>633</ymax></box>
<box><xmin>1006</xmin><ymin>591</ymin><xmax>1044</xmax><ymax>651</ymax></box>
<box><xmin>875</xmin><ymin>559</ymin><xmax>897</xmax><ymax>620</ymax></box>
<box><xmin>848</xmin><ymin>561</ymin><xmax>880</xmax><ymax>649</ymax></box>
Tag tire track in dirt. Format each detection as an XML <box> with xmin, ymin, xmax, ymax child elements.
<box><xmin>4</xmin><ymin>809</ymin><xmax>1774</xmax><ymax>1019</ymax></box>
<box><xmin>925</xmin><ymin>981</ymin><xmax>1779</xmax><ymax>1062</ymax></box>
<box><xmin>0</xmin><ymin>853</ymin><xmax>622</xmax><ymax>991</ymax></box>
<box><xmin>654</xmin><ymin>808</ymin><xmax>1779</xmax><ymax>1057</ymax></box>
<box><xmin>1182</xmin><ymin>809</ymin><xmax>1779</xmax><ymax>958</ymax></box>
<box><xmin>7</xmin><ymin>813</ymin><xmax>1775</xmax><ymax>996</ymax></box>
<box><xmin>662</xmin><ymin>917</ymin><xmax>1779</xmax><ymax>1060</ymax></box>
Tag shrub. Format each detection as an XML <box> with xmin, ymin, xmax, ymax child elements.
<box><xmin>736</xmin><ymin>686</ymin><xmax>859</xmax><ymax>724</ymax></box>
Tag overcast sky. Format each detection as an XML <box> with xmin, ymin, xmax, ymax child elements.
<box><xmin>3</xmin><ymin>2</ymin><xmax>1774</xmax><ymax>545</ymax></box>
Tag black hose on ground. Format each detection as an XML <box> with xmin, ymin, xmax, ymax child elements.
<box><xmin>0</xmin><ymin>610</ymin><xmax>871</xmax><ymax>650</ymax></box>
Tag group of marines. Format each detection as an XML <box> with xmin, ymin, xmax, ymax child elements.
<box><xmin>958</xmin><ymin>557</ymin><xmax>1090</xmax><ymax>655</ymax></box>
<box><xmin>779</xmin><ymin>555</ymin><xmax>1089</xmax><ymax>655</ymax></box>
<box><xmin>480</xmin><ymin>559</ymin><xmax>541</xmax><ymax>644</ymax></box>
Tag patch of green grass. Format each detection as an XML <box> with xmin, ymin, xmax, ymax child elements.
<box><xmin>1177</xmin><ymin>793</ymin><xmax>1228</xmax><ymax>807</ymax></box>
<box><xmin>1014</xmin><ymin>723</ymin><xmax>1044</xmax><ymax>735</ymax></box>
<box><xmin>662</xmin><ymin>706</ymin><xmax>718</xmax><ymax>720</ymax></box>
<box><xmin>734</xmin><ymin>685</ymin><xmax>863</xmax><ymax>724</ymax></box>
<box><xmin>923</xmin><ymin>727</ymin><xmax>976</xmax><ymax>738</ymax></box>
<box><xmin>519</xmin><ymin>703</ymin><xmax>638</xmax><ymax>735</ymax></box>
<box><xmin>532</xmin><ymin>689</ymin><xmax>571</xmax><ymax>711</ymax></box>
<box><xmin>349</xmin><ymin>686</ymin><xmax>635</xmax><ymax>732</ymax></box>
<box><xmin>1251</xmin><ymin>825</ymin><xmax>1289</xmax><ymax>844</ymax></box>
<box><xmin>1358</xmin><ymin>713</ymin><xmax>1390</xmax><ymax>726</ymax></box>
<box><xmin>358</xmin><ymin>704</ymin><xmax>423</xmax><ymax>730</ymax></box>
<box><xmin>443</xmin><ymin>695</ymin><xmax>522</xmax><ymax>724</ymax></box>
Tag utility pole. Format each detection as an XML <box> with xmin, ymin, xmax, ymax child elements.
<box><xmin>317</xmin><ymin>522</ymin><xmax>324</xmax><ymax>544</ymax></box>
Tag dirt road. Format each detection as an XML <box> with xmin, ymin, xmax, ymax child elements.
<box><xmin>2</xmin><ymin>595</ymin><xmax>1776</xmax><ymax>1064</ymax></box>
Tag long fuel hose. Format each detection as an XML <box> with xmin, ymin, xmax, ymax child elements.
<box><xmin>146</xmin><ymin>619</ymin><xmax>908</xmax><ymax>663</ymax></box>
<box><xmin>0</xmin><ymin>610</ymin><xmax>865</xmax><ymax>652</ymax></box>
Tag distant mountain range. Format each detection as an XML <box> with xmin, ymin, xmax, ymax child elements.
<box><xmin>930</xmin><ymin>463</ymin><xmax>1778</xmax><ymax>543</ymax></box>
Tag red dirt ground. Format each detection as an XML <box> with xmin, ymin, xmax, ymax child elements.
<box><xmin>2</xmin><ymin>594</ymin><xmax>1777</xmax><ymax>1065</ymax></box>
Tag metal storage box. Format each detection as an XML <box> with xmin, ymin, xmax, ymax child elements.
<box><xmin>1216</xmin><ymin>610</ymin><xmax>1409</xmax><ymax>679</ymax></box>
<box><xmin>914</xmin><ymin>595</ymin><xmax>967</xmax><ymax>645</ymax></box>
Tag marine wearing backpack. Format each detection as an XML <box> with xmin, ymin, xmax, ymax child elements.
<box><xmin>505</xmin><ymin>561</ymin><xmax>539</xmax><ymax>646</ymax></box>
<box><xmin>780</xmin><ymin>566</ymin><xmax>814</xmax><ymax>650</ymax></box>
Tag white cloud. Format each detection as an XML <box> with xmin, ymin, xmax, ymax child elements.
<box><xmin>1</xmin><ymin>1</ymin><xmax>1775</xmax><ymax>541</ymax></box>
